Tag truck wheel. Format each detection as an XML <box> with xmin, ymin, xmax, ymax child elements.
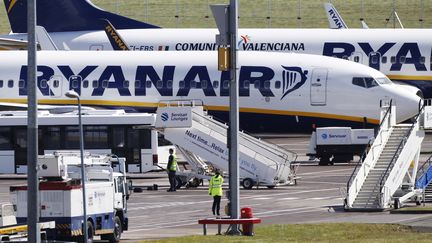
<box><xmin>102</xmin><ymin>216</ymin><xmax>122</xmax><ymax>243</ymax></box>
<box><xmin>319</xmin><ymin>155</ymin><xmax>330</xmax><ymax>166</ymax></box>
<box><xmin>78</xmin><ymin>221</ymin><xmax>94</xmax><ymax>243</ymax></box>
<box><xmin>242</xmin><ymin>178</ymin><xmax>254</xmax><ymax>190</ymax></box>
<box><xmin>267</xmin><ymin>185</ymin><xmax>275</xmax><ymax>189</ymax></box>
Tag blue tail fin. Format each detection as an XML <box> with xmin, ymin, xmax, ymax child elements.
<box><xmin>4</xmin><ymin>0</ymin><xmax>160</xmax><ymax>33</ymax></box>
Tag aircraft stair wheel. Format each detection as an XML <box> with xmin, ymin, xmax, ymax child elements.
<box><xmin>242</xmin><ymin>178</ymin><xmax>255</xmax><ymax>190</ymax></box>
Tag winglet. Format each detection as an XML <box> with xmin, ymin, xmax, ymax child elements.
<box><xmin>324</xmin><ymin>3</ymin><xmax>348</xmax><ymax>29</ymax></box>
<box><xmin>102</xmin><ymin>19</ymin><xmax>130</xmax><ymax>51</ymax></box>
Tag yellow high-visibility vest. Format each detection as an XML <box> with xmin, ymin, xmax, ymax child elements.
<box><xmin>209</xmin><ymin>174</ymin><xmax>223</xmax><ymax>196</ymax></box>
<box><xmin>169</xmin><ymin>154</ymin><xmax>177</xmax><ymax>172</ymax></box>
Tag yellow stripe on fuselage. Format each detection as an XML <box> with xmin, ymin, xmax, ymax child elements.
<box><xmin>0</xmin><ymin>98</ymin><xmax>379</xmax><ymax>124</ymax></box>
<box><xmin>388</xmin><ymin>75</ymin><xmax>432</xmax><ymax>81</ymax></box>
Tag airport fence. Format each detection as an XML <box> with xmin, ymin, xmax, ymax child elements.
<box><xmin>92</xmin><ymin>0</ymin><xmax>432</xmax><ymax>28</ymax></box>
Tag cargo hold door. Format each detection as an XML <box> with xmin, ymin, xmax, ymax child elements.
<box><xmin>310</xmin><ymin>68</ymin><xmax>328</xmax><ymax>106</ymax></box>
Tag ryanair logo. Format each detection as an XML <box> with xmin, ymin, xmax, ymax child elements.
<box><xmin>281</xmin><ymin>66</ymin><xmax>308</xmax><ymax>100</ymax></box>
<box><xmin>7</xmin><ymin>0</ymin><xmax>18</xmax><ymax>13</ymax></box>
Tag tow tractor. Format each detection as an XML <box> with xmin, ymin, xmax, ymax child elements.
<box><xmin>10</xmin><ymin>151</ymin><xmax>130</xmax><ymax>242</ymax></box>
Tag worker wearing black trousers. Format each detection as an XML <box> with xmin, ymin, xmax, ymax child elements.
<box><xmin>167</xmin><ymin>148</ymin><xmax>177</xmax><ymax>192</ymax></box>
<box><xmin>209</xmin><ymin>169</ymin><xmax>224</xmax><ymax>217</ymax></box>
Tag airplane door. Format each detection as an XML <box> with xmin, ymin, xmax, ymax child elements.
<box><xmin>48</xmin><ymin>75</ymin><xmax>62</xmax><ymax>97</ymax></box>
<box><xmin>310</xmin><ymin>68</ymin><xmax>328</xmax><ymax>106</ymax></box>
<box><xmin>368</xmin><ymin>52</ymin><xmax>381</xmax><ymax>70</ymax></box>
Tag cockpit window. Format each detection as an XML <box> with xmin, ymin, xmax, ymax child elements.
<box><xmin>375</xmin><ymin>77</ymin><xmax>392</xmax><ymax>85</ymax></box>
<box><xmin>352</xmin><ymin>77</ymin><xmax>378</xmax><ymax>88</ymax></box>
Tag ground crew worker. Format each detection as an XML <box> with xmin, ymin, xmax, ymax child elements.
<box><xmin>167</xmin><ymin>148</ymin><xmax>177</xmax><ymax>192</ymax></box>
<box><xmin>209</xmin><ymin>169</ymin><xmax>223</xmax><ymax>217</ymax></box>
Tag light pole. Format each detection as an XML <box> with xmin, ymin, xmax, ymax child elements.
<box><xmin>65</xmin><ymin>90</ymin><xmax>88</xmax><ymax>243</ymax></box>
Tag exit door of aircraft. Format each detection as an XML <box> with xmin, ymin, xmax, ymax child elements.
<box><xmin>310</xmin><ymin>68</ymin><xmax>328</xmax><ymax>106</ymax></box>
<box><xmin>49</xmin><ymin>75</ymin><xmax>62</xmax><ymax>97</ymax></box>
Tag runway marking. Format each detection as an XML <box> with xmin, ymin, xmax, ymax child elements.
<box><xmin>166</xmin><ymin>210</ymin><xmax>205</xmax><ymax>215</ymax></box>
<box><xmin>310</xmin><ymin>196</ymin><xmax>342</xmax><ymax>200</ymax></box>
<box><xmin>278</xmin><ymin>197</ymin><xmax>299</xmax><ymax>200</ymax></box>
<box><xmin>253</xmin><ymin>197</ymin><xmax>272</xmax><ymax>200</ymax></box>
<box><xmin>300</xmin><ymin>181</ymin><xmax>346</xmax><ymax>185</ymax></box>
<box><xmin>391</xmin><ymin>214</ymin><xmax>432</xmax><ymax>224</ymax></box>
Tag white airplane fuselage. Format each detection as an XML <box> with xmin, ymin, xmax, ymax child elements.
<box><xmin>5</xmin><ymin>28</ymin><xmax>431</xmax><ymax>97</ymax></box>
<box><xmin>0</xmin><ymin>51</ymin><xmax>420</xmax><ymax>133</ymax></box>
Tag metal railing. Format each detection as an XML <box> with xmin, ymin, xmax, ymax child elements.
<box><xmin>415</xmin><ymin>154</ymin><xmax>432</xmax><ymax>189</ymax></box>
<box><xmin>378</xmin><ymin>101</ymin><xmax>425</xmax><ymax>194</ymax></box>
<box><xmin>346</xmin><ymin>100</ymin><xmax>393</xmax><ymax>193</ymax></box>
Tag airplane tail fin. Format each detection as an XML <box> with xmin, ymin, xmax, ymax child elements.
<box><xmin>102</xmin><ymin>19</ymin><xmax>130</xmax><ymax>51</ymax></box>
<box><xmin>4</xmin><ymin>0</ymin><xmax>160</xmax><ymax>33</ymax></box>
<box><xmin>324</xmin><ymin>3</ymin><xmax>348</xmax><ymax>29</ymax></box>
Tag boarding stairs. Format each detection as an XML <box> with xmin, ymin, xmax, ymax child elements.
<box><xmin>345</xmin><ymin>101</ymin><xmax>425</xmax><ymax>210</ymax></box>
<box><xmin>415</xmin><ymin>155</ymin><xmax>432</xmax><ymax>202</ymax></box>
<box><xmin>155</xmin><ymin>102</ymin><xmax>298</xmax><ymax>189</ymax></box>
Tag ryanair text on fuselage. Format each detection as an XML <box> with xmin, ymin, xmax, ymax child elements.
<box><xmin>16</xmin><ymin>65</ymin><xmax>307</xmax><ymax>99</ymax></box>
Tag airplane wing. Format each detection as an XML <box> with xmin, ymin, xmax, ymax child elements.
<box><xmin>0</xmin><ymin>37</ymin><xmax>28</xmax><ymax>50</ymax></box>
<box><xmin>324</xmin><ymin>3</ymin><xmax>348</xmax><ymax>29</ymax></box>
<box><xmin>0</xmin><ymin>25</ymin><xmax>58</xmax><ymax>51</ymax></box>
<box><xmin>0</xmin><ymin>102</ymin><xmax>96</xmax><ymax>113</ymax></box>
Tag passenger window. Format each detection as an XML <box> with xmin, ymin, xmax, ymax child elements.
<box><xmin>0</xmin><ymin>80</ymin><xmax>3</xmax><ymax>88</ymax></box>
<box><xmin>156</xmin><ymin>80</ymin><xmax>163</xmax><ymax>89</ymax></box>
<box><xmin>342</xmin><ymin>55</ymin><xmax>349</xmax><ymax>60</ymax></box>
<box><xmin>7</xmin><ymin>80</ymin><xmax>13</xmax><ymax>88</ymax></box>
<box><xmin>275</xmin><ymin>81</ymin><xmax>281</xmax><ymax>89</ymax></box>
<box><xmin>352</xmin><ymin>78</ymin><xmax>366</xmax><ymax>88</ymax></box>
<box><xmin>167</xmin><ymin>80</ymin><xmax>173</xmax><ymax>89</ymax></box>
<box><xmin>264</xmin><ymin>80</ymin><xmax>270</xmax><ymax>89</ymax></box>
<box><xmin>83</xmin><ymin>80</ymin><xmax>89</xmax><ymax>88</ymax></box>
<box><xmin>381</xmin><ymin>56</ymin><xmax>387</xmax><ymax>64</ymax></box>
<box><xmin>134</xmin><ymin>80</ymin><xmax>140</xmax><ymax>88</ymax></box>
<box><xmin>190</xmin><ymin>81</ymin><xmax>196</xmax><ymax>89</ymax></box>
<box><xmin>123</xmin><ymin>80</ymin><xmax>129</xmax><ymax>88</ymax></box>
<box><xmin>71</xmin><ymin>79</ymin><xmax>79</xmax><ymax>89</ymax></box>
<box><xmin>201</xmin><ymin>80</ymin><xmax>207</xmax><ymax>89</ymax></box>
<box><xmin>18</xmin><ymin>80</ymin><xmax>25</xmax><ymax>88</ymax></box>
<box><xmin>399</xmin><ymin>56</ymin><xmax>406</xmax><ymax>63</ymax></box>
<box><xmin>213</xmin><ymin>81</ymin><xmax>219</xmax><ymax>89</ymax></box>
<box><xmin>53</xmin><ymin>80</ymin><xmax>59</xmax><ymax>88</ymax></box>
<box><xmin>354</xmin><ymin>56</ymin><xmax>360</xmax><ymax>62</ymax></box>
<box><xmin>92</xmin><ymin>80</ymin><xmax>98</xmax><ymax>88</ymax></box>
<box><xmin>179</xmin><ymin>81</ymin><xmax>185</xmax><ymax>89</ymax></box>
<box><xmin>223</xmin><ymin>80</ymin><xmax>229</xmax><ymax>89</ymax></box>
<box><xmin>371</xmin><ymin>55</ymin><xmax>379</xmax><ymax>64</ymax></box>
<box><xmin>40</xmin><ymin>80</ymin><xmax>47</xmax><ymax>88</ymax></box>
<box><xmin>420</xmin><ymin>56</ymin><xmax>426</xmax><ymax>64</ymax></box>
<box><xmin>243</xmin><ymin>80</ymin><xmax>250</xmax><ymax>89</ymax></box>
<box><xmin>102</xmin><ymin>80</ymin><xmax>108</xmax><ymax>88</ymax></box>
<box><xmin>146</xmin><ymin>81</ymin><xmax>152</xmax><ymax>88</ymax></box>
<box><xmin>254</xmin><ymin>81</ymin><xmax>260</xmax><ymax>89</ymax></box>
<box><xmin>390</xmin><ymin>56</ymin><xmax>396</xmax><ymax>64</ymax></box>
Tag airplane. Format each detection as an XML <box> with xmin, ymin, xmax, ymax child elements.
<box><xmin>0</xmin><ymin>50</ymin><xmax>421</xmax><ymax>133</ymax></box>
<box><xmin>2</xmin><ymin>0</ymin><xmax>430</xmax><ymax>99</ymax></box>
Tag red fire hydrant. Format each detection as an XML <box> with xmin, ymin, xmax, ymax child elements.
<box><xmin>240</xmin><ymin>207</ymin><xmax>254</xmax><ymax>236</ymax></box>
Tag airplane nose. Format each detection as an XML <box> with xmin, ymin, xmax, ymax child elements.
<box><xmin>394</xmin><ymin>85</ymin><xmax>423</xmax><ymax>123</ymax></box>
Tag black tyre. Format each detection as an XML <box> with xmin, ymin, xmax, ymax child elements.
<box><xmin>102</xmin><ymin>216</ymin><xmax>122</xmax><ymax>243</ymax></box>
<box><xmin>242</xmin><ymin>178</ymin><xmax>254</xmax><ymax>190</ymax></box>
<box><xmin>78</xmin><ymin>221</ymin><xmax>94</xmax><ymax>243</ymax></box>
<box><xmin>267</xmin><ymin>185</ymin><xmax>275</xmax><ymax>189</ymax></box>
<box><xmin>188</xmin><ymin>178</ymin><xmax>201</xmax><ymax>188</ymax></box>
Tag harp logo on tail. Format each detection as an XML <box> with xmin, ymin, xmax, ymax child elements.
<box><xmin>281</xmin><ymin>66</ymin><xmax>308</xmax><ymax>100</ymax></box>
